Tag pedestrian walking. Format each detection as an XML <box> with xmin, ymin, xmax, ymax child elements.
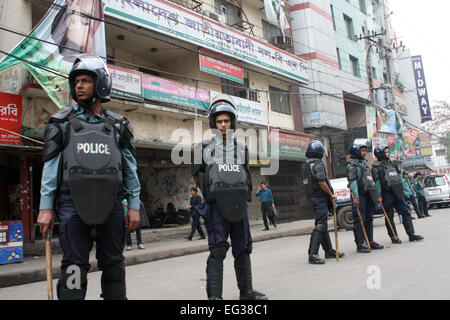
<box><xmin>185</xmin><ymin>187</ymin><xmax>206</xmax><ymax>241</ymax></box>
<box><xmin>256</xmin><ymin>182</ymin><xmax>276</xmax><ymax>230</ymax></box>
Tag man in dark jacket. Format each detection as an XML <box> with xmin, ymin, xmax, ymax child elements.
<box><xmin>186</xmin><ymin>187</ymin><xmax>206</xmax><ymax>240</ymax></box>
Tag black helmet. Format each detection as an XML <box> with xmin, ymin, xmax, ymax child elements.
<box><xmin>349</xmin><ymin>138</ymin><xmax>370</xmax><ymax>159</ymax></box>
<box><xmin>208</xmin><ymin>94</ymin><xmax>237</xmax><ymax>129</ymax></box>
<box><xmin>68</xmin><ymin>54</ymin><xmax>112</xmax><ymax>103</ymax></box>
<box><xmin>415</xmin><ymin>171</ymin><xmax>423</xmax><ymax>178</ymax></box>
<box><xmin>374</xmin><ymin>144</ymin><xmax>389</xmax><ymax>161</ymax></box>
<box><xmin>306</xmin><ymin>140</ymin><xmax>325</xmax><ymax>159</ymax></box>
<box><xmin>402</xmin><ymin>170</ymin><xmax>409</xmax><ymax>176</ymax></box>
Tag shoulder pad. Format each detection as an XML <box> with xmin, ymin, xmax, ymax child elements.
<box><xmin>104</xmin><ymin>110</ymin><xmax>125</xmax><ymax>123</ymax></box>
<box><xmin>49</xmin><ymin>106</ymin><xmax>75</xmax><ymax>123</ymax></box>
<box><xmin>372</xmin><ymin>161</ymin><xmax>382</xmax><ymax>168</ymax></box>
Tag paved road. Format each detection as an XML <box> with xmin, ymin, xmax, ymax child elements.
<box><xmin>1</xmin><ymin>207</ymin><xmax>448</xmax><ymax>300</ymax></box>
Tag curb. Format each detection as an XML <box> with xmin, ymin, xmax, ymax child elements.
<box><xmin>0</xmin><ymin>222</ymin><xmax>318</xmax><ymax>288</ymax></box>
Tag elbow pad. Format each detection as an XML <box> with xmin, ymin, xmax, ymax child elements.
<box><xmin>120</xmin><ymin>120</ymin><xmax>136</xmax><ymax>158</ymax></box>
<box><xmin>42</xmin><ymin>123</ymin><xmax>63</xmax><ymax>162</ymax></box>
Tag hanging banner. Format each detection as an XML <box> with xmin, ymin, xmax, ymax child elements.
<box><xmin>0</xmin><ymin>0</ymin><xmax>106</xmax><ymax>108</ymax></box>
<box><xmin>142</xmin><ymin>74</ymin><xmax>210</xmax><ymax>110</ymax></box>
<box><xmin>103</xmin><ymin>0</ymin><xmax>309</xmax><ymax>83</ymax></box>
<box><xmin>402</xmin><ymin>124</ymin><xmax>421</xmax><ymax>158</ymax></box>
<box><xmin>109</xmin><ymin>65</ymin><xmax>143</xmax><ymax>101</ymax></box>
<box><xmin>419</xmin><ymin>132</ymin><xmax>432</xmax><ymax>157</ymax></box>
<box><xmin>199</xmin><ymin>50</ymin><xmax>244</xmax><ymax>84</ymax></box>
<box><xmin>412</xmin><ymin>55</ymin><xmax>432</xmax><ymax>123</ymax></box>
<box><xmin>366</xmin><ymin>105</ymin><xmax>377</xmax><ymax>139</ymax></box>
<box><xmin>0</xmin><ymin>92</ymin><xmax>22</xmax><ymax>145</ymax></box>
<box><xmin>377</xmin><ymin>106</ymin><xmax>397</xmax><ymax>134</ymax></box>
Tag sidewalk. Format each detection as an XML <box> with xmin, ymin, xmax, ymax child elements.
<box><xmin>0</xmin><ymin>218</ymin><xmax>325</xmax><ymax>288</ymax></box>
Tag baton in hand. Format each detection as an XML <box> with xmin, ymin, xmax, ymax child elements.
<box><xmin>351</xmin><ymin>193</ymin><xmax>371</xmax><ymax>249</ymax></box>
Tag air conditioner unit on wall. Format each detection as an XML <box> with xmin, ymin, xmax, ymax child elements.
<box><xmin>207</xmin><ymin>11</ymin><xmax>227</xmax><ymax>24</ymax></box>
<box><xmin>272</xmin><ymin>35</ymin><xmax>292</xmax><ymax>49</ymax></box>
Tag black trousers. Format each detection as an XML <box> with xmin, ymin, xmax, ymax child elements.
<box><xmin>261</xmin><ymin>202</ymin><xmax>272</xmax><ymax>229</ymax></box>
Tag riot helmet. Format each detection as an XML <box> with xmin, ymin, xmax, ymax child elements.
<box><xmin>415</xmin><ymin>171</ymin><xmax>423</xmax><ymax>178</ymax></box>
<box><xmin>402</xmin><ymin>170</ymin><xmax>409</xmax><ymax>176</ymax></box>
<box><xmin>208</xmin><ymin>94</ymin><xmax>237</xmax><ymax>129</ymax></box>
<box><xmin>349</xmin><ymin>138</ymin><xmax>370</xmax><ymax>159</ymax></box>
<box><xmin>306</xmin><ymin>140</ymin><xmax>325</xmax><ymax>159</ymax></box>
<box><xmin>374</xmin><ymin>144</ymin><xmax>389</xmax><ymax>161</ymax></box>
<box><xmin>68</xmin><ymin>54</ymin><xmax>112</xmax><ymax>104</ymax></box>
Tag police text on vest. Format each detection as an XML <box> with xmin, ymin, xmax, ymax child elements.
<box><xmin>218</xmin><ymin>164</ymin><xmax>240</xmax><ymax>172</ymax></box>
<box><xmin>77</xmin><ymin>143</ymin><xmax>111</xmax><ymax>155</ymax></box>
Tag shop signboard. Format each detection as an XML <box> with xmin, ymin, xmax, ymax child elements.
<box><xmin>268</xmin><ymin>130</ymin><xmax>311</xmax><ymax>159</ymax></box>
<box><xmin>104</xmin><ymin>0</ymin><xmax>309</xmax><ymax>83</ymax></box>
<box><xmin>109</xmin><ymin>65</ymin><xmax>143</xmax><ymax>101</ymax></box>
<box><xmin>143</xmin><ymin>74</ymin><xmax>210</xmax><ymax>110</ymax></box>
<box><xmin>199</xmin><ymin>50</ymin><xmax>244</xmax><ymax>84</ymax></box>
<box><xmin>0</xmin><ymin>92</ymin><xmax>22</xmax><ymax>145</ymax></box>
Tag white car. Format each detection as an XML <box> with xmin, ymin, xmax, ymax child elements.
<box><xmin>424</xmin><ymin>174</ymin><xmax>450</xmax><ymax>208</ymax></box>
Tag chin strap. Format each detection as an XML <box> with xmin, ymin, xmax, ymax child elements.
<box><xmin>77</xmin><ymin>97</ymin><xmax>97</xmax><ymax>110</ymax></box>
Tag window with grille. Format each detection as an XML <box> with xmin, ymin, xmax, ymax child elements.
<box><xmin>269</xmin><ymin>86</ymin><xmax>291</xmax><ymax>115</ymax></box>
<box><xmin>262</xmin><ymin>19</ymin><xmax>282</xmax><ymax>43</ymax></box>
<box><xmin>221</xmin><ymin>78</ymin><xmax>259</xmax><ymax>102</ymax></box>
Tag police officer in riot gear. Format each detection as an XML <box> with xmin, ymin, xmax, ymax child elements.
<box><xmin>347</xmin><ymin>139</ymin><xmax>384</xmax><ymax>253</ymax></box>
<box><xmin>37</xmin><ymin>54</ymin><xmax>141</xmax><ymax>300</ymax></box>
<box><xmin>192</xmin><ymin>94</ymin><xmax>267</xmax><ymax>300</ymax></box>
<box><xmin>372</xmin><ymin>145</ymin><xmax>423</xmax><ymax>243</ymax></box>
<box><xmin>402</xmin><ymin>171</ymin><xmax>425</xmax><ymax>219</ymax></box>
<box><xmin>302</xmin><ymin>140</ymin><xmax>344</xmax><ymax>264</ymax></box>
<box><xmin>414</xmin><ymin>171</ymin><xmax>431</xmax><ymax>217</ymax></box>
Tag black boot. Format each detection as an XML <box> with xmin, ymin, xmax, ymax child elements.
<box><xmin>206</xmin><ymin>245</ymin><xmax>227</xmax><ymax>300</ymax></box>
<box><xmin>353</xmin><ymin>223</ymin><xmax>371</xmax><ymax>253</ymax></box>
<box><xmin>391</xmin><ymin>236</ymin><xmax>402</xmax><ymax>244</ymax></box>
<box><xmin>365</xmin><ymin>220</ymin><xmax>384</xmax><ymax>250</ymax></box>
<box><xmin>100</xmin><ymin>261</ymin><xmax>127</xmax><ymax>300</ymax></box>
<box><xmin>235</xmin><ymin>253</ymin><xmax>268</xmax><ymax>300</ymax></box>
<box><xmin>308</xmin><ymin>226</ymin><xmax>325</xmax><ymax>264</ymax></box>
<box><xmin>321</xmin><ymin>230</ymin><xmax>345</xmax><ymax>259</ymax></box>
<box><xmin>403</xmin><ymin>215</ymin><xmax>424</xmax><ymax>242</ymax></box>
<box><xmin>385</xmin><ymin>211</ymin><xmax>399</xmax><ymax>240</ymax></box>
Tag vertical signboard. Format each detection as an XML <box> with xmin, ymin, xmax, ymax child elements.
<box><xmin>412</xmin><ymin>56</ymin><xmax>432</xmax><ymax>123</ymax></box>
<box><xmin>0</xmin><ymin>92</ymin><xmax>22</xmax><ymax>145</ymax></box>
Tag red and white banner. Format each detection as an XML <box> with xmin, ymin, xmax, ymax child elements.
<box><xmin>0</xmin><ymin>92</ymin><xmax>22</xmax><ymax>145</ymax></box>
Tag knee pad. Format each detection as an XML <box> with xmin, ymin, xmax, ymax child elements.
<box><xmin>101</xmin><ymin>260</ymin><xmax>127</xmax><ymax>300</ymax></box>
<box><xmin>210</xmin><ymin>243</ymin><xmax>229</xmax><ymax>261</ymax></box>
<box><xmin>57</xmin><ymin>265</ymin><xmax>88</xmax><ymax>300</ymax></box>
<box><xmin>315</xmin><ymin>223</ymin><xmax>328</xmax><ymax>233</ymax></box>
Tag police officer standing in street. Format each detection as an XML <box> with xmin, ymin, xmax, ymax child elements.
<box><xmin>402</xmin><ymin>171</ymin><xmax>425</xmax><ymax>219</ymax></box>
<box><xmin>372</xmin><ymin>145</ymin><xmax>423</xmax><ymax>243</ymax></box>
<box><xmin>346</xmin><ymin>139</ymin><xmax>384</xmax><ymax>253</ymax></box>
<box><xmin>414</xmin><ymin>171</ymin><xmax>431</xmax><ymax>217</ymax></box>
<box><xmin>302</xmin><ymin>140</ymin><xmax>344</xmax><ymax>264</ymax></box>
<box><xmin>192</xmin><ymin>94</ymin><xmax>267</xmax><ymax>300</ymax></box>
<box><xmin>37</xmin><ymin>54</ymin><xmax>141</xmax><ymax>300</ymax></box>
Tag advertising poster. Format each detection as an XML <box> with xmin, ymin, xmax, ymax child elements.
<box><xmin>366</xmin><ymin>105</ymin><xmax>377</xmax><ymax>139</ymax></box>
<box><xmin>402</xmin><ymin>124</ymin><xmax>421</xmax><ymax>158</ymax></box>
<box><xmin>0</xmin><ymin>0</ymin><xmax>106</xmax><ymax>108</ymax></box>
<box><xmin>419</xmin><ymin>132</ymin><xmax>432</xmax><ymax>157</ymax></box>
<box><xmin>377</xmin><ymin>106</ymin><xmax>397</xmax><ymax>134</ymax></box>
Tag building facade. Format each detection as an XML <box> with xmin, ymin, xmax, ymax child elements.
<box><xmin>0</xmin><ymin>0</ymin><xmax>320</xmax><ymax>242</ymax></box>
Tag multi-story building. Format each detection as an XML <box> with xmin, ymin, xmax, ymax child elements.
<box><xmin>0</xmin><ymin>0</ymin><xmax>320</xmax><ymax>242</ymax></box>
<box><xmin>422</xmin><ymin>103</ymin><xmax>450</xmax><ymax>173</ymax></box>
<box><xmin>290</xmin><ymin>0</ymin><xmax>391</xmax><ymax>176</ymax></box>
